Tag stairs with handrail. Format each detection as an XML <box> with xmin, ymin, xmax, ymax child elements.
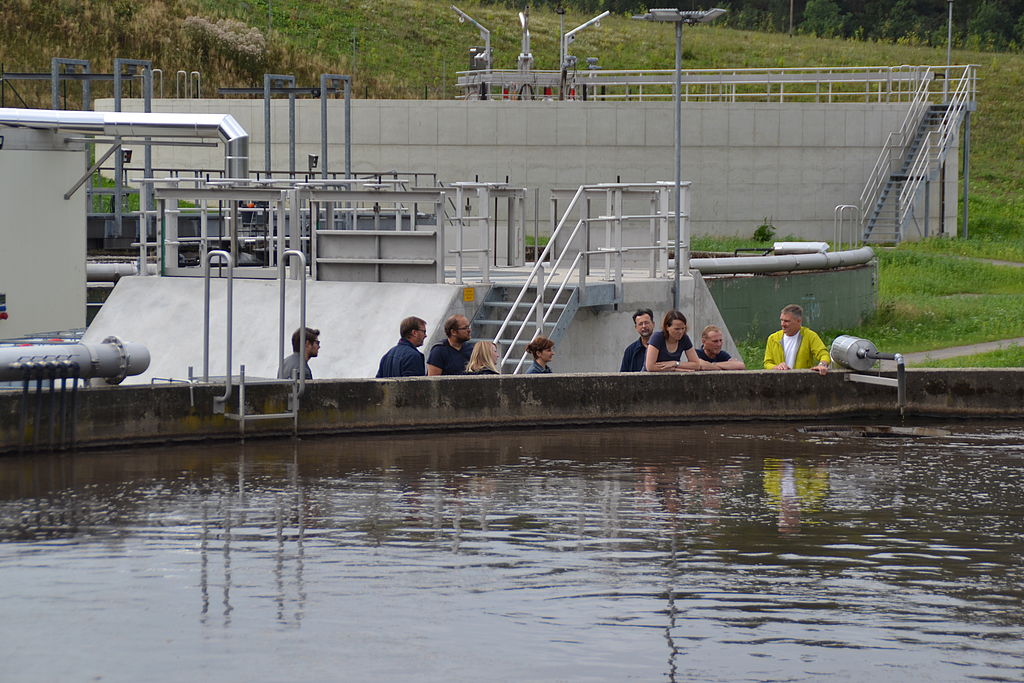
<box><xmin>862</xmin><ymin>103</ymin><xmax>948</xmax><ymax>243</ymax></box>
<box><xmin>473</xmin><ymin>282</ymin><xmax>616</xmax><ymax>373</ymax></box>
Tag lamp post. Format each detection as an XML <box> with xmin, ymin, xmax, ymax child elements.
<box><xmin>632</xmin><ymin>8</ymin><xmax>726</xmax><ymax>312</ymax></box>
<box><xmin>945</xmin><ymin>0</ymin><xmax>954</xmax><ymax>102</ymax></box>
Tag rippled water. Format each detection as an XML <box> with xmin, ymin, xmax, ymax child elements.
<box><xmin>1</xmin><ymin>422</ymin><xmax>1023</xmax><ymax>682</ymax></box>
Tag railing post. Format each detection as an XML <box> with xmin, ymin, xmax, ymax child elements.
<box><xmin>535</xmin><ymin>263</ymin><xmax>545</xmax><ymax>339</ymax></box>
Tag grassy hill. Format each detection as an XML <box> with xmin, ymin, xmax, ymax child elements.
<box><xmin>2</xmin><ymin>0</ymin><xmax>1021</xmax><ymax>244</ymax></box>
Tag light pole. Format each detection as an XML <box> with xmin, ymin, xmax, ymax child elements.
<box><xmin>945</xmin><ymin>0</ymin><xmax>954</xmax><ymax>102</ymax></box>
<box><xmin>632</xmin><ymin>8</ymin><xmax>726</xmax><ymax>312</ymax></box>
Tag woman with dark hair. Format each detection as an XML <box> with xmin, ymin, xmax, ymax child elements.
<box><xmin>525</xmin><ymin>336</ymin><xmax>555</xmax><ymax>374</ymax></box>
<box><xmin>466</xmin><ymin>340</ymin><xmax>500</xmax><ymax>375</ymax></box>
<box><xmin>644</xmin><ymin>310</ymin><xmax>710</xmax><ymax>372</ymax></box>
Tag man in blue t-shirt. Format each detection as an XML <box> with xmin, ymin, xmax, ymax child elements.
<box><xmin>619</xmin><ymin>308</ymin><xmax>654</xmax><ymax>372</ymax></box>
<box><xmin>376</xmin><ymin>316</ymin><xmax>428</xmax><ymax>378</ymax></box>
<box><xmin>426</xmin><ymin>314</ymin><xmax>475</xmax><ymax>375</ymax></box>
<box><xmin>695</xmin><ymin>325</ymin><xmax>746</xmax><ymax>370</ymax></box>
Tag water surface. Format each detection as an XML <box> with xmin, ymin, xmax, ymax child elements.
<box><xmin>1</xmin><ymin>422</ymin><xmax>1023</xmax><ymax>682</ymax></box>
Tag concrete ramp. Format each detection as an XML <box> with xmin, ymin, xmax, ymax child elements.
<box><xmin>83</xmin><ymin>276</ymin><xmax>464</xmax><ymax>384</ymax></box>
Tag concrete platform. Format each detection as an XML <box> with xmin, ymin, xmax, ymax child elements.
<box><xmin>82</xmin><ymin>276</ymin><xmax>467</xmax><ymax>383</ymax></box>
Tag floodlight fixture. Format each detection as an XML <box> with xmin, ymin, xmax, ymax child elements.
<box><xmin>451</xmin><ymin>5</ymin><xmax>492</xmax><ymax>70</ymax></box>
<box><xmin>630</xmin><ymin>7</ymin><xmax>726</xmax><ymax>311</ymax></box>
<box><xmin>562</xmin><ymin>11</ymin><xmax>610</xmax><ymax>70</ymax></box>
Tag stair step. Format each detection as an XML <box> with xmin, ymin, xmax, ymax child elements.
<box><xmin>484</xmin><ymin>301</ymin><xmax>570</xmax><ymax>310</ymax></box>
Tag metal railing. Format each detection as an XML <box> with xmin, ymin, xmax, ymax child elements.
<box><xmin>895</xmin><ymin>66</ymin><xmax>975</xmax><ymax>232</ymax></box>
<box><xmin>859</xmin><ymin>65</ymin><xmax>976</xmax><ymax>240</ymax></box>
<box><xmin>494</xmin><ymin>182</ymin><xmax>681</xmax><ymax>373</ymax></box>
<box><xmin>457</xmin><ymin>65</ymin><xmax>943</xmax><ymax>103</ymax></box>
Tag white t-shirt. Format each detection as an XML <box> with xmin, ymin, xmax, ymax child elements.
<box><xmin>782</xmin><ymin>331</ymin><xmax>801</xmax><ymax>368</ymax></box>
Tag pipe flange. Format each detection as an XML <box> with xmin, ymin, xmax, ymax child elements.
<box><xmin>101</xmin><ymin>335</ymin><xmax>129</xmax><ymax>385</ymax></box>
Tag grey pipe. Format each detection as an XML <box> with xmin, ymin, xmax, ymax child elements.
<box><xmin>0</xmin><ymin>107</ymin><xmax>249</xmax><ymax>178</ymax></box>
<box><xmin>690</xmin><ymin>246</ymin><xmax>875</xmax><ymax>275</ymax></box>
<box><xmin>0</xmin><ymin>336</ymin><xmax>149</xmax><ymax>383</ymax></box>
<box><xmin>86</xmin><ymin>263</ymin><xmax>158</xmax><ymax>282</ymax></box>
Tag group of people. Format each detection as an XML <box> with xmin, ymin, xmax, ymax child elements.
<box><xmin>368</xmin><ymin>313</ymin><xmax>557</xmax><ymax>378</ymax></box>
<box><xmin>279</xmin><ymin>303</ymin><xmax>831</xmax><ymax>380</ymax></box>
<box><xmin>619</xmin><ymin>303</ymin><xmax>829</xmax><ymax>375</ymax></box>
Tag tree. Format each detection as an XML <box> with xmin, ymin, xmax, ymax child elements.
<box><xmin>801</xmin><ymin>0</ymin><xmax>846</xmax><ymax>37</ymax></box>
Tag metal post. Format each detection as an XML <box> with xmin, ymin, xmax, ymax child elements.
<box><xmin>945</xmin><ymin>0</ymin><xmax>954</xmax><ymax>103</ymax></box>
<box><xmin>924</xmin><ymin>177</ymin><xmax>930</xmax><ymax>237</ymax></box>
<box><xmin>962</xmin><ymin>109</ymin><xmax>971</xmax><ymax>239</ymax></box>
<box><xmin>288</xmin><ymin>88</ymin><xmax>296</xmax><ymax>178</ymax></box>
<box><xmin>264</xmin><ymin>74</ymin><xmax>273</xmax><ymax>177</ymax></box>
<box><xmin>673</xmin><ymin>20</ymin><xmax>682</xmax><ymax>312</ymax></box>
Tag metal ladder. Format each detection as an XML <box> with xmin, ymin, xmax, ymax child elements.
<box><xmin>202</xmin><ymin>248</ymin><xmax>308</xmax><ymax>437</ymax></box>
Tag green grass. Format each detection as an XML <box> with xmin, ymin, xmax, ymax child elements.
<box><xmin>698</xmin><ymin>236</ymin><xmax>1024</xmax><ymax>364</ymax></box>
<box><xmin>913</xmin><ymin>345</ymin><xmax>1024</xmax><ymax>367</ymax></box>
<box><xmin>878</xmin><ymin>250</ymin><xmax>1024</xmax><ymax>296</ymax></box>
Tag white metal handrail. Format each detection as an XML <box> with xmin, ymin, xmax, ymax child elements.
<box><xmin>494</xmin><ymin>182</ymin><xmax>679</xmax><ymax>372</ymax></box>
<box><xmin>457</xmin><ymin>64</ymin><xmax>949</xmax><ymax>103</ymax></box>
<box><xmin>859</xmin><ymin>65</ymin><xmax>976</xmax><ymax>238</ymax></box>
<box><xmin>494</xmin><ymin>185</ymin><xmax>586</xmax><ymax>369</ymax></box>
<box><xmin>896</xmin><ymin>66</ymin><xmax>975</xmax><ymax>230</ymax></box>
<box><xmin>858</xmin><ymin>67</ymin><xmax>936</xmax><ymax>216</ymax></box>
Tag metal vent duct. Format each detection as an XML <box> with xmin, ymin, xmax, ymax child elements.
<box><xmin>0</xmin><ymin>107</ymin><xmax>249</xmax><ymax>178</ymax></box>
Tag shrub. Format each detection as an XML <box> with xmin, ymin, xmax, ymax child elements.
<box><xmin>753</xmin><ymin>218</ymin><xmax>776</xmax><ymax>243</ymax></box>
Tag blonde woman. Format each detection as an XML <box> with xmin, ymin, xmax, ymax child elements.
<box><xmin>466</xmin><ymin>341</ymin><xmax>500</xmax><ymax>375</ymax></box>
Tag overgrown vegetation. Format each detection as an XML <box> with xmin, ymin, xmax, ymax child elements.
<box><xmin>488</xmin><ymin>0</ymin><xmax>1024</xmax><ymax>51</ymax></box>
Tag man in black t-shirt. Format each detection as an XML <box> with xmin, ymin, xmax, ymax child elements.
<box><xmin>695</xmin><ymin>325</ymin><xmax>746</xmax><ymax>370</ymax></box>
<box><xmin>426</xmin><ymin>314</ymin><xmax>475</xmax><ymax>375</ymax></box>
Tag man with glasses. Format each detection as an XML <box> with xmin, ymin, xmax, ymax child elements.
<box><xmin>376</xmin><ymin>316</ymin><xmax>428</xmax><ymax>378</ymax></box>
<box><xmin>426</xmin><ymin>314</ymin><xmax>475</xmax><ymax>376</ymax></box>
<box><xmin>278</xmin><ymin>327</ymin><xmax>320</xmax><ymax>380</ymax></box>
<box><xmin>619</xmin><ymin>308</ymin><xmax>654</xmax><ymax>372</ymax></box>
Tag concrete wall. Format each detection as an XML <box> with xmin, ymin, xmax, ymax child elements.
<box><xmin>3</xmin><ymin>369</ymin><xmax>1022</xmax><ymax>453</ymax></box>
<box><xmin>82</xmin><ymin>276</ymin><xmax>472</xmax><ymax>383</ymax></box>
<box><xmin>705</xmin><ymin>263</ymin><xmax>877</xmax><ymax>343</ymax></box>
<box><xmin>100</xmin><ymin>98</ymin><xmax>961</xmax><ymax>242</ymax></box>
<box><xmin>0</xmin><ymin>130</ymin><xmax>86</xmax><ymax>338</ymax></box>
<box><xmin>559</xmin><ymin>274</ymin><xmax>739</xmax><ymax>373</ymax></box>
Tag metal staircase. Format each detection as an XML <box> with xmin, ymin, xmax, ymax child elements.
<box><xmin>472</xmin><ymin>282</ymin><xmax>615</xmax><ymax>373</ymax></box>
<box><xmin>859</xmin><ymin>66</ymin><xmax>976</xmax><ymax>244</ymax></box>
<box><xmin>862</xmin><ymin>104</ymin><xmax>947</xmax><ymax>242</ymax></box>
<box><xmin>476</xmin><ymin>182</ymin><xmax>679</xmax><ymax>373</ymax></box>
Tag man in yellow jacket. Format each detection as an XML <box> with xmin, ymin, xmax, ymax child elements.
<box><xmin>763</xmin><ymin>304</ymin><xmax>830</xmax><ymax>375</ymax></box>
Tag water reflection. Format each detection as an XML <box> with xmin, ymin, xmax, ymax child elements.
<box><xmin>1</xmin><ymin>423</ymin><xmax>1024</xmax><ymax>682</ymax></box>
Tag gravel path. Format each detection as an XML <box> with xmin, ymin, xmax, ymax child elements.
<box><xmin>878</xmin><ymin>337</ymin><xmax>1024</xmax><ymax>369</ymax></box>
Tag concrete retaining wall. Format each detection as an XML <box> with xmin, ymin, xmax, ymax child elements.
<box><xmin>3</xmin><ymin>369</ymin><xmax>1022</xmax><ymax>454</ymax></box>
<box><xmin>705</xmin><ymin>264</ymin><xmax>877</xmax><ymax>343</ymax></box>
<box><xmin>99</xmin><ymin>98</ymin><xmax>961</xmax><ymax>242</ymax></box>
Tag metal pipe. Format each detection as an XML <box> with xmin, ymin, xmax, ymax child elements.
<box><xmin>202</xmin><ymin>250</ymin><xmax>234</xmax><ymax>407</ymax></box>
<box><xmin>86</xmin><ymin>262</ymin><xmax>158</xmax><ymax>282</ymax></box>
<box><xmin>0</xmin><ymin>107</ymin><xmax>249</xmax><ymax>178</ymax></box>
<box><xmin>277</xmin><ymin>250</ymin><xmax>307</xmax><ymax>395</ymax></box>
<box><xmin>895</xmin><ymin>353</ymin><xmax>906</xmax><ymax>408</ymax></box>
<box><xmin>690</xmin><ymin>246</ymin><xmax>874</xmax><ymax>275</ymax></box>
<box><xmin>0</xmin><ymin>337</ymin><xmax>150</xmax><ymax>382</ymax></box>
